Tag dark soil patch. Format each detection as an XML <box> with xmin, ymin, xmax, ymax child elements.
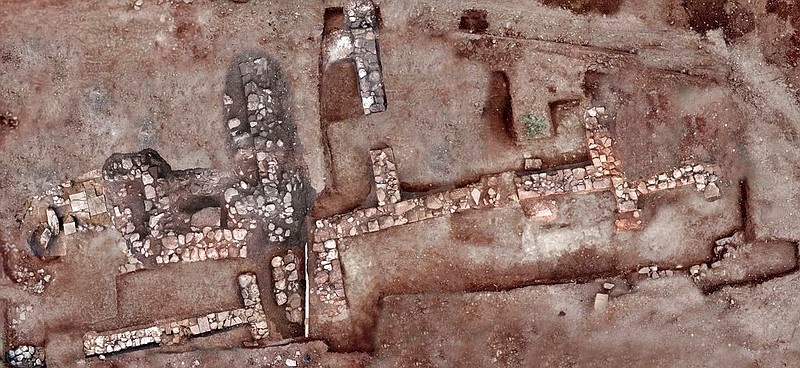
<box><xmin>582</xmin><ymin>70</ymin><xmax>604</xmax><ymax>101</ymax></box>
<box><xmin>682</xmin><ymin>0</ymin><xmax>754</xmax><ymax>41</ymax></box>
<box><xmin>0</xmin><ymin>111</ymin><xmax>18</xmax><ymax>130</ymax></box>
<box><xmin>539</xmin><ymin>0</ymin><xmax>622</xmax><ymax>15</ymax></box>
<box><xmin>459</xmin><ymin>9</ymin><xmax>489</xmax><ymax>34</ymax></box>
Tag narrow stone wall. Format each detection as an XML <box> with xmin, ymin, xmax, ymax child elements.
<box><xmin>344</xmin><ymin>0</ymin><xmax>386</xmax><ymax>114</ymax></box>
<box><xmin>83</xmin><ymin>273</ymin><xmax>269</xmax><ymax>358</ymax></box>
<box><xmin>370</xmin><ymin>148</ymin><xmax>401</xmax><ymax>206</ymax></box>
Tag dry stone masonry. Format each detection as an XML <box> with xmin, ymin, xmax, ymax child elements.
<box><xmin>71</xmin><ymin>58</ymin><xmax>306</xmax><ymax>272</ymax></box>
<box><xmin>83</xmin><ymin>273</ymin><xmax>269</xmax><ymax>358</ymax></box>
<box><xmin>370</xmin><ymin>148</ymin><xmax>401</xmax><ymax>206</ymax></box>
<box><xmin>271</xmin><ymin>251</ymin><xmax>304</xmax><ymax>324</ymax></box>
<box><xmin>102</xmin><ymin>150</ymin><xmax>251</xmax><ymax>267</ymax></box>
<box><xmin>310</xmin><ymin>104</ymin><xmax>725</xmax><ymax>319</ymax></box>
<box><xmin>311</xmin><ymin>239</ymin><xmax>348</xmax><ymax>319</ymax></box>
<box><xmin>5</xmin><ymin>345</ymin><xmax>45</xmax><ymax>368</ymax></box>
<box><xmin>345</xmin><ymin>0</ymin><xmax>386</xmax><ymax>114</ymax></box>
<box><xmin>322</xmin><ymin>0</ymin><xmax>386</xmax><ymax>114</ymax></box>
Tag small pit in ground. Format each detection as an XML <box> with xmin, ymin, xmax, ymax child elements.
<box><xmin>323</xmin><ymin>7</ymin><xmax>344</xmax><ymax>37</ymax></box>
<box><xmin>459</xmin><ymin>9</ymin><xmax>489</xmax><ymax>34</ymax></box>
<box><xmin>483</xmin><ymin>71</ymin><xmax>514</xmax><ymax>142</ymax></box>
<box><xmin>549</xmin><ymin>99</ymin><xmax>580</xmax><ymax>136</ymax></box>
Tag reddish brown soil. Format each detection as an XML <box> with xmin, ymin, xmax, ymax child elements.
<box><xmin>319</xmin><ymin>60</ymin><xmax>362</xmax><ymax>124</ymax></box>
<box><xmin>3</xmin><ymin>0</ymin><xmax>800</xmax><ymax>366</ymax></box>
<box><xmin>584</xmin><ymin>68</ymin><xmax>748</xmax><ymax>183</ymax></box>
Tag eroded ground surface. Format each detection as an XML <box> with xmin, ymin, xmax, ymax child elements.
<box><xmin>2</xmin><ymin>0</ymin><xmax>800</xmax><ymax>367</ymax></box>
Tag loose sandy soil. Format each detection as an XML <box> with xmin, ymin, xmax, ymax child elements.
<box><xmin>1</xmin><ymin>0</ymin><xmax>800</xmax><ymax>367</ymax></box>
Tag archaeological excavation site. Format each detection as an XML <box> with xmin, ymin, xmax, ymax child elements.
<box><xmin>1</xmin><ymin>0</ymin><xmax>800</xmax><ymax>367</ymax></box>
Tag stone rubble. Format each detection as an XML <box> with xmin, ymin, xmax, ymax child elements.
<box><xmin>0</xmin><ymin>110</ymin><xmax>19</xmax><ymax>129</ymax></box>
<box><xmin>25</xmin><ymin>170</ymin><xmax>111</xmax><ymax>256</ymax></box>
<box><xmin>689</xmin><ymin>232</ymin><xmax>744</xmax><ymax>279</ymax></box>
<box><xmin>86</xmin><ymin>56</ymin><xmax>305</xmax><ymax>270</ymax></box>
<box><xmin>271</xmin><ymin>251</ymin><xmax>304</xmax><ymax>324</ymax></box>
<box><xmin>336</xmin><ymin>0</ymin><xmax>387</xmax><ymax>114</ymax></box>
<box><xmin>370</xmin><ymin>148</ymin><xmax>401</xmax><ymax>206</ymax></box>
<box><xmin>83</xmin><ymin>273</ymin><xmax>269</xmax><ymax>357</ymax></box>
<box><xmin>5</xmin><ymin>345</ymin><xmax>45</xmax><ymax>368</ymax></box>
<box><xmin>10</xmin><ymin>304</ymin><xmax>33</xmax><ymax>327</ymax></box>
<box><xmin>310</xmin><ymin>239</ymin><xmax>348</xmax><ymax>319</ymax></box>
<box><xmin>3</xmin><ymin>243</ymin><xmax>53</xmax><ymax>294</ymax></box>
<box><xmin>102</xmin><ymin>150</ymin><xmax>250</xmax><ymax>267</ymax></box>
<box><xmin>637</xmin><ymin>265</ymin><xmax>675</xmax><ymax>279</ymax></box>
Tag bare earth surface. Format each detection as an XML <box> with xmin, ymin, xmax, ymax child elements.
<box><xmin>2</xmin><ymin>0</ymin><xmax>800</xmax><ymax>367</ymax></box>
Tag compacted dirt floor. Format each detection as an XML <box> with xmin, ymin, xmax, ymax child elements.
<box><xmin>2</xmin><ymin>0</ymin><xmax>800</xmax><ymax>367</ymax></box>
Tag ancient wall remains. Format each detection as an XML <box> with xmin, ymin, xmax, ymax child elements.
<box><xmin>83</xmin><ymin>273</ymin><xmax>269</xmax><ymax>358</ymax></box>
<box><xmin>344</xmin><ymin>0</ymin><xmax>386</xmax><ymax>114</ymax></box>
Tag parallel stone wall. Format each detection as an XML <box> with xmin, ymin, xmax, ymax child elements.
<box><xmin>271</xmin><ymin>251</ymin><xmax>304</xmax><ymax>324</ymax></box>
<box><xmin>83</xmin><ymin>273</ymin><xmax>269</xmax><ymax>358</ymax></box>
<box><xmin>344</xmin><ymin>0</ymin><xmax>386</xmax><ymax>114</ymax></box>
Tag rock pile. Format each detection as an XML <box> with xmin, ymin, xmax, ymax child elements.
<box><xmin>116</xmin><ymin>239</ymin><xmax>144</xmax><ymax>274</ymax></box>
<box><xmin>370</xmin><ymin>148</ymin><xmax>401</xmax><ymax>206</ymax></box>
<box><xmin>83</xmin><ymin>273</ymin><xmax>270</xmax><ymax>358</ymax></box>
<box><xmin>344</xmin><ymin>0</ymin><xmax>386</xmax><ymax>114</ymax></box>
<box><xmin>271</xmin><ymin>251</ymin><xmax>304</xmax><ymax>323</ymax></box>
<box><xmin>689</xmin><ymin>232</ymin><xmax>743</xmax><ymax>278</ymax></box>
<box><xmin>5</xmin><ymin>345</ymin><xmax>45</xmax><ymax>368</ymax></box>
